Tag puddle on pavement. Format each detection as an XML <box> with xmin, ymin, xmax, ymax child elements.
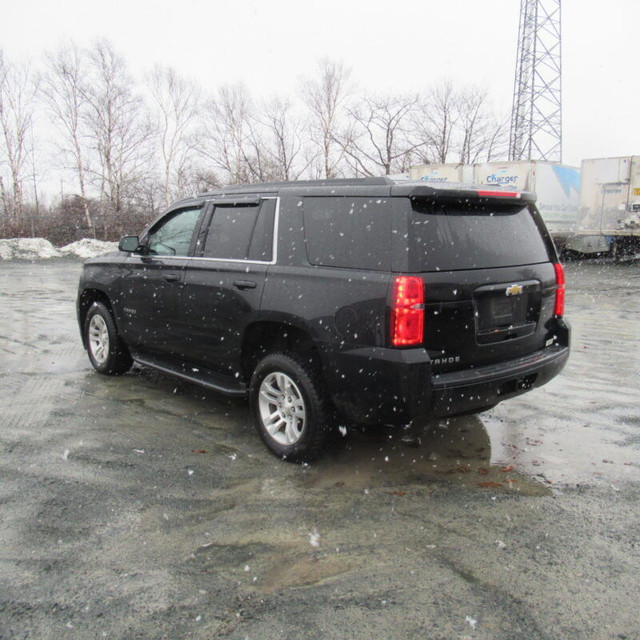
<box><xmin>482</xmin><ymin>406</ymin><xmax>640</xmax><ymax>488</ymax></box>
<box><xmin>80</xmin><ymin>363</ymin><xmax>640</xmax><ymax>493</ymax></box>
<box><xmin>258</xmin><ymin>553</ymin><xmax>357</xmax><ymax>593</ymax></box>
<box><xmin>304</xmin><ymin>416</ymin><xmax>553</xmax><ymax>496</ymax></box>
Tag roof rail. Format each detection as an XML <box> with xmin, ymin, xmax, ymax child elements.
<box><xmin>197</xmin><ymin>176</ymin><xmax>393</xmax><ymax>197</ymax></box>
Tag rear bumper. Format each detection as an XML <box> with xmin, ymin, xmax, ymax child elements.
<box><xmin>320</xmin><ymin>327</ymin><xmax>570</xmax><ymax>425</ymax></box>
<box><xmin>429</xmin><ymin>343</ymin><xmax>569</xmax><ymax>418</ymax></box>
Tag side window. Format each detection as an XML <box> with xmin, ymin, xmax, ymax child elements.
<box><xmin>147</xmin><ymin>207</ymin><xmax>202</xmax><ymax>256</ymax></box>
<box><xmin>248</xmin><ymin>199</ymin><xmax>276</xmax><ymax>261</ymax></box>
<box><xmin>303</xmin><ymin>197</ymin><xmax>391</xmax><ymax>270</ymax></box>
<box><xmin>203</xmin><ymin>199</ymin><xmax>275</xmax><ymax>261</ymax></box>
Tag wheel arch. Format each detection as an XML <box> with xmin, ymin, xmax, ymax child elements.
<box><xmin>241</xmin><ymin>320</ymin><xmax>320</xmax><ymax>383</ymax></box>
<box><xmin>78</xmin><ymin>289</ymin><xmax>116</xmax><ymax>349</ymax></box>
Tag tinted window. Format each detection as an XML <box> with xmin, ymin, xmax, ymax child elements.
<box><xmin>147</xmin><ymin>206</ymin><xmax>202</xmax><ymax>256</ymax></box>
<box><xmin>203</xmin><ymin>203</ymin><xmax>260</xmax><ymax>260</ymax></box>
<box><xmin>407</xmin><ymin>198</ymin><xmax>550</xmax><ymax>271</ymax></box>
<box><xmin>303</xmin><ymin>197</ymin><xmax>391</xmax><ymax>270</ymax></box>
<box><xmin>248</xmin><ymin>199</ymin><xmax>276</xmax><ymax>261</ymax></box>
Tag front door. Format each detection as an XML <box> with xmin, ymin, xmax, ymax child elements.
<box><xmin>120</xmin><ymin>204</ymin><xmax>205</xmax><ymax>359</ymax></box>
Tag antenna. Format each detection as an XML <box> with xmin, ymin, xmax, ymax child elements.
<box><xmin>509</xmin><ymin>0</ymin><xmax>562</xmax><ymax>162</ymax></box>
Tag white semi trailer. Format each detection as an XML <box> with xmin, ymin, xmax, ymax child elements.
<box><xmin>410</xmin><ymin>161</ymin><xmax>581</xmax><ymax>247</ymax></box>
<box><xmin>569</xmin><ymin>156</ymin><xmax>640</xmax><ymax>256</ymax></box>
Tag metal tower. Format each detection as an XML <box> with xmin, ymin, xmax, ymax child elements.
<box><xmin>509</xmin><ymin>0</ymin><xmax>562</xmax><ymax>162</ymax></box>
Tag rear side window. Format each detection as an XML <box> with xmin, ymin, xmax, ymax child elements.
<box><xmin>203</xmin><ymin>199</ymin><xmax>275</xmax><ymax>261</ymax></box>
<box><xmin>303</xmin><ymin>197</ymin><xmax>391</xmax><ymax>270</ymax></box>
<box><xmin>248</xmin><ymin>198</ymin><xmax>276</xmax><ymax>261</ymax></box>
<box><xmin>406</xmin><ymin>198</ymin><xmax>550</xmax><ymax>271</ymax></box>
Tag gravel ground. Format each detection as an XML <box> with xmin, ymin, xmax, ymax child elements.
<box><xmin>0</xmin><ymin>259</ymin><xmax>639</xmax><ymax>640</ymax></box>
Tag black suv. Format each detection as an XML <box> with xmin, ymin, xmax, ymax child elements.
<box><xmin>77</xmin><ymin>178</ymin><xmax>569</xmax><ymax>460</ymax></box>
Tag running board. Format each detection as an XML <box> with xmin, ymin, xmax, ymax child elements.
<box><xmin>132</xmin><ymin>354</ymin><xmax>247</xmax><ymax>397</ymax></box>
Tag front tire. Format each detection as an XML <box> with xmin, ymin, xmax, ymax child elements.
<box><xmin>249</xmin><ymin>352</ymin><xmax>331</xmax><ymax>462</ymax></box>
<box><xmin>84</xmin><ymin>301</ymin><xmax>133</xmax><ymax>375</ymax></box>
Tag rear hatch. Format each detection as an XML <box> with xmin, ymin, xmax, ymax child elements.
<box><xmin>397</xmin><ymin>187</ymin><xmax>560</xmax><ymax>373</ymax></box>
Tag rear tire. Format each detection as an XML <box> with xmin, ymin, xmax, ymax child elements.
<box><xmin>249</xmin><ymin>352</ymin><xmax>331</xmax><ymax>462</ymax></box>
<box><xmin>84</xmin><ymin>301</ymin><xmax>133</xmax><ymax>375</ymax></box>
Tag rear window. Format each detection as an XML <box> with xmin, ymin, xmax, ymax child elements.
<box><xmin>303</xmin><ymin>197</ymin><xmax>391</xmax><ymax>270</ymax></box>
<box><xmin>407</xmin><ymin>198</ymin><xmax>550</xmax><ymax>271</ymax></box>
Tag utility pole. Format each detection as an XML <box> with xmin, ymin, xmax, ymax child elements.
<box><xmin>509</xmin><ymin>0</ymin><xmax>562</xmax><ymax>162</ymax></box>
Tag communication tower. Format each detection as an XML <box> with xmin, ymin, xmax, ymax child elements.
<box><xmin>509</xmin><ymin>0</ymin><xmax>562</xmax><ymax>162</ymax></box>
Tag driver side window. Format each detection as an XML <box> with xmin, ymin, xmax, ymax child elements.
<box><xmin>147</xmin><ymin>207</ymin><xmax>202</xmax><ymax>256</ymax></box>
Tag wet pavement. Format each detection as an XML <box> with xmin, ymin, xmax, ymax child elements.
<box><xmin>0</xmin><ymin>259</ymin><xmax>639</xmax><ymax>640</ymax></box>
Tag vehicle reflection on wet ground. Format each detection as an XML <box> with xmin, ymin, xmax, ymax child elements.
<box><xmin>305</xmin><ymin>418</ymin><xmax>552</xmax><ymax>497</ymax></box>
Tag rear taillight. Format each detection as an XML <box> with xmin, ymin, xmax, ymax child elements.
<box><xmin>554</xmin><ymin>263</ymin><xmax>565</xmax><ymax>317</ymax></box>
<box><xmin>390</xmin><ymin>276</ymin><xmax>424</xmax><ymax>347</ymax></box>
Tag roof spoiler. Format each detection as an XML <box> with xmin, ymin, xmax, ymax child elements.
<box><xmin>393</xmin><ymin>183</ymin><xmax>537</xmax><ymax>204</ymax></box>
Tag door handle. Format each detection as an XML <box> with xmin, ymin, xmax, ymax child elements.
<box><xmin>164</xmin><ymin>274</ymin><xmax>180</xmax><ymax>283</ymax></box>
<box><xmin>233</xmin><ymin>280</ymin><xmax>257</xmax><ymax>290</ymax></box>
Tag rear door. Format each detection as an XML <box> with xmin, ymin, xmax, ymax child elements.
<box><xmin>179</xmin><ymin>196</ymin><xmax>277</xmax><ymax>377</ymax></box>
<box><xmin>403</xmin><ymin>196</ymin><xmax>558</xmax><ymax>372</ymax></box>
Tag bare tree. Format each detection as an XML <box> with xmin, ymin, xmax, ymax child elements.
<box><xmin>413</xmin><ymin>81</ymin><xmax>460</xmax><ymax>164</ymax></box>
<box><xmin>82</xmin><ymin>40</ymin><xmax>154</xmax><ymax>234</ymax></box>
<box><xmin>0</xmin><ymin>50</ymin><xmax>38</xmax><ymax>225</ymax></box>
<box><xmin>483</xmin><ymin>114</ymin><xmax>510</xmax><ymax>162</ymax></box>
<box><xmin>41</xmin><ymin>41</ymin><xmax>94</xmax><ymax>231</ymax></box>
<box><xmin>200</xmin><ymin>84</ymin><xmax>249</xmax><ymax>184</ymax></box>
<box><xmin>200</xmin><ymin>84</ymin><xmax>278</xmax><ymax>185</ymax></box>
<box><xmin>147</xmin><ymin>64</ymin><xmax>201</xmax><ymax>205</ymax></box>
<box><xmin>456</xmin><ymin>85</ymin><xmax>508</xmax><ymax>164</ymax></box>
<box><xmin>411</xmin><ymin>81</ymin><xmax>510</xmax><ymax>167</ymax></box>
<box><xmin>338</xmin><ymin>92</ymin><xmax>423</xmax><ymax>176</ymax></box>
<box><xmin>301</xmin><ymin>59</ymin><xmax>351</xmax><ymax>179</ymax></box>
<box><xmin>181</xmin><ymin>168</ymin><xmax>221</xmax><ymax>194</ymax></box>
<box><xmin>260</xmin><ymin>97</ymin><xmax>310</xmax><ymax>181</ymax></box>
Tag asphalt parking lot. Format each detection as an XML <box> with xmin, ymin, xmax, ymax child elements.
<box><xmin>0</xmin><ymin>259</ymin><xmax>639</xmax><ymax>640</ymax></box>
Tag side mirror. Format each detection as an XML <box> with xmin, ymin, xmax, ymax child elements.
<box><xmin>118</xmin><ymin>235</ymin><xmax>141</xmax><ymax>252</ymax></box>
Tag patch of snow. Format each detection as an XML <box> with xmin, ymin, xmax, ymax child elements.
<box><xmin>59</xmin><ymin>238</ymin><xmax>118</xmax><ymax>259</ymax></box>
<box><xmin>309</xmin><ymin>529</ymin><xmax>320</xmax><ymax>547</ymax></box>
<box><xmin>0</xmin><ymin>238</ymin><xmax>60</xmax><ymax>260</ymax></box>
<box><xmin>0</xmin><ymin>243</ymin><xmax>12</xmax><ymax>260</ymax></box>
<box><xmin>0</xmin><ymin>237</ymin><xmax>117</xmax><ymax>260</ymax></box>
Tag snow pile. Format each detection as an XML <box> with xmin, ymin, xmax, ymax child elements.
<box><xmin>0</xmin><ymin>238</ymin><xmax>117</xmax><ymax>260</ymax></box>
<box><xmin>0</xmin><ymin>238</ymin><xmax>61</xmax><ymax>260</ymax></box>
<box><xmin>59</xmin><ymin>239</ymin><xmax>118</xmax><ymax>259</ymax></box>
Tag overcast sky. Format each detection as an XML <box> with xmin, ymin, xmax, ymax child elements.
<box><xmin>1</xmin><ymin>0</ymin><xmax>638</xmax><ymax>168</ymax></box>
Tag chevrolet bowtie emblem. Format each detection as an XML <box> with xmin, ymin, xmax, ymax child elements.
<box><xmin>506</xmin><ymin>284</ymin><xmax>523</xmax><ymax>296</ymax></box>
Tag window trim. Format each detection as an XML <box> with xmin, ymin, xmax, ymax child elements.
<box><xmin>189</xmin><ymin>196</ymin><xmax>279</xmax><ymax>266</ymax></box>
